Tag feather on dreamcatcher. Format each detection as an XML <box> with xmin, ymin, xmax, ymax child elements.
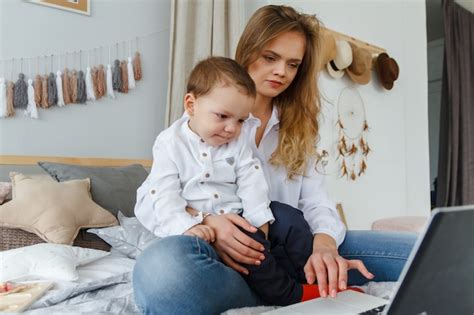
<box><xmin>336</xmin><ymin>87</ymin><xmax>371</xmax><ymax>181</ymax></box>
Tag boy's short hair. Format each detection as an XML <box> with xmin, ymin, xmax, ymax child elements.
<box><xmin>186</xmin><ymin>56</ymin><xmax>256</xmax><ymax>98</ymax></box>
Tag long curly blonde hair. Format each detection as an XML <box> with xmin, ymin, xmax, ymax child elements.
<box><xmin>235</xmin><ymin>5</ymin><xmax>322</xmax><ymax>179</ymax></box>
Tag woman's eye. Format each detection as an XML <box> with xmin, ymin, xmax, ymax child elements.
<box><xmin>264</xmin><ymin>55</ymin><xmax>275</xmax><ymax>62</ymax></box>
<box><xmin>289</xmin><ymin>63</ymin><xmax>299</xmax><ymax>69</ymax></box>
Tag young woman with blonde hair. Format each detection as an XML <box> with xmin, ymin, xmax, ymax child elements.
<box><xmin>133</xmin><ymin>5</ymin><xmax>416</xmax><ymax>314</ymax></box>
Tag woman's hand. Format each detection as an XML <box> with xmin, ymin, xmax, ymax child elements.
<box><xmin>183</xmin><ymin>224</ymin><xmax>215</xmax><ymax>243</ymax></box>
<box><xmin>304</xmin><ymin>233</ymin><xmax>374</xmax><ymax>298</ymax></box>
<box><xmin>204</xmin><ymin>214</ymin><xmax>265</xmax><ymax>274</ymax></box>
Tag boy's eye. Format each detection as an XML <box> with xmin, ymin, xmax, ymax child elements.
<box><xmin>238</xmin><ymin>119</ymin><xmax>245</xmax><ymax>124</ymax></box>
<box><xmin>216</xmin><ymin>113</ymin><xmax>227</xmax><ymax>119</ymax></box>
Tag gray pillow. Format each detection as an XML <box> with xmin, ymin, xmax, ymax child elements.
<box><xmin>88</xmin><ymin>211</ymin><xmax>158</xmax><ymax>259</ymax></box>
<box><xmin>38</xmin><ymin>162</ymin><xmax>148</xmax><ymax>217</ymax></box>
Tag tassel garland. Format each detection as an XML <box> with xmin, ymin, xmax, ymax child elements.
<box><xmin>76</xmin><ymin>70</ymin><xmax>87</xmax><ymax>104</ymax></box>
<box><xmin>62</xmin><ymin>69</ymin><xmax>72</xmax><ymax>104</ymax></box>
<box><xmin>13</xmin><ymin>73</ymin><xmax>28</xmax><ymax>109</ymax></box>
<box><xmin>6</xmin><ymin>81</ymin><xmax>15</xmax><ymax>117</ymax></box>
<box><xmin>133</xmin><ymin>52</ymin><xmax>142</xmax><ymax>81</ymax></box>
<box><xmin>47</xmin><ymin>72</ymin><xmax>58</xmax><ymax>107</ymax></box>
<box><xmin>0</xmin><ymin>78</ymin><xmax>6</xmax><ymax>118</ymax></box>
<box><xmin>34</xmin><ymin>75</ymin><xmax>43</xmax><ymax>106</ymax></box>
<box><xmin>85</xmin><ymin>67</ymin><xmax>96</xmax><ymax>101</ymax></box>
<box><xmin>106</xmin><ymin>64</ymin><xmax>114</xmax><ymax>99</ymax></box>
<box><xmin>120</xmin><ymin>60</ymin><xmax>129</xmax><ymax>94</ymax></box>
<box><xmin>26</xmin><ymin>79</ymin><xmax>38</xmax><ymax>119</ymax></box>
<box><xmin>1</xmin><ymin>49</ymin><xmax>143</xmax><ymax>119</ymax></box>
<box><xmin>127</xmin><ymin>57</ymin><xmax>136</xmax><ymax>89</ymax></box>
<box><xmin>56</xmin><ymin>70</ymin><xmax>65</xmax><ymax>107</ymax></box>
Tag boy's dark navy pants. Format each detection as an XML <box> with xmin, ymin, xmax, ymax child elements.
<box><xmin>240</xmin><ymin>201</ymin><xmax>315</xmax><ymax>306</ymax></box>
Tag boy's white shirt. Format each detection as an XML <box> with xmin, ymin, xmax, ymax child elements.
<box><xmin>135</xmin><ymin>115</ymin><xmax>275</xmax><ymax>238</ymax></box>
<box><xmin>135</xmin><ymin>106</ymin><xmax>346</xmax><ymax>246</ymax></box>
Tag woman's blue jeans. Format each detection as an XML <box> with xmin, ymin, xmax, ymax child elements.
<box><xmin>133</xmin><ymin>230</ymin><xmax>417</xmax><ymax>314</ymax></box>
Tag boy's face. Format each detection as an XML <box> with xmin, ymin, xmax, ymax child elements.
<box><xmin>184</xmin><ymin>84</ymin><xmax>254</xmax><ymax>147</ymax></box>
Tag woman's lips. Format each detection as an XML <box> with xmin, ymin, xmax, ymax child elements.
<box><xmin>267</xmin><ymin>80</ymin><xmax>283</xmax><ymax>88</ymax></box>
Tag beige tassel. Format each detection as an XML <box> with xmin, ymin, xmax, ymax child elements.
<box><xmin>62</xmin><ymin>68</ymin><xmax>71</xmax><ymax>104</ymax></box>
<box><xmin>6</xmin><ymin>81</ymin><xmax>15</xmax><ymax>117</ymax></box>
<box><xmin>41</xmin><ymin>75</ymin><xmax>49</xmax><ymax>108</ymax></box>
<box><xmin>70</xmin><ymin>70</ymin><xmax>78</xmax><ymax>103</ymax></box>
<box><xmin>91</xmin><ymin>66</ymin><xmax>100</xmax><ymax>99</ymax></box>
<box><xmin>97</xmin><ymin>65</ymin><xmax>106</xmax><ymax>98</ymax></box>
<box><xmin>336</xmin><ymin>118</ymin><xmax>344</xmax><ymax>129</ymax></box>
<box><xmin>363</xmin><ymin>120</ymin><xmax>369</xmax><ymax>132</ymax></box>
<box><xmin>34</xmin><ymin>75</ymin><xmax>43</xmax><ymax>107</ymax></box>
<box><xmin>340</xmin><ymin>159</ymin><xmax>348</xmax><ymax>178</ymax></box>
<box><xmin>358</xmin><ymin>159</ymin><xmax>367</xmax><ymax>176</ymax></box>
<box><xmin>350</xmin><ymin>168</ymin><xmax>357</xmax><ymax>181</ymax></box>
<box><xmin>349</xmin><ymin>143</ymin><xmax>358</xmax><ymax>155</ymax></box>
<box><xmin>120</xmin><ymin>60</ymin><xmax>129</xmax><ymax>93</ymax></box>
<box><xmin>133</xmin><ymin>52</ymin><xmax>142</xmax><ymax>81</ymax></box>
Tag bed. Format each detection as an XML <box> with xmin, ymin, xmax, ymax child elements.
<box><xmin>0</xmin><ymin>155</ymin><xmax>396</xmax><ymax>314</ymax></box>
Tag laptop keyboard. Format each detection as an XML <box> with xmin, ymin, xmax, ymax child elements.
<box><xmin>359</xmin><ymin>304</ymin><xmax>386</xmax><ymax>314</ymax></box>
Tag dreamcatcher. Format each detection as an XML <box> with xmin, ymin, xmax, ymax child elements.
<box><xmin>336</xmin><ymin>87</ymin><xmax>371</xmax><ymax>180</ymax></box>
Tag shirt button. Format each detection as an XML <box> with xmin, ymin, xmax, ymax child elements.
<box><xmin>205</xmin><ymin>173</ymin><xmax>210</xmax><ymax>178</ymax></box>
<box><xmin>150</xmin><ymin>189</ymin><xmax>156</xmax><ymax>194</ymax></box>
<box><xmin>200</xmin><ymin>139</ymin><xmax>205</xmax><ymax>143</ymax></box>
<box><xmin>200</xmin><ymin>181</ymin><xmax>204</xmax><ymax>184</ymax></box>
<box><xmin>254</xmin><ymin>165</ymin><xmax>260</xmax><ymax>169</ymax></box>
<box><xmin>214</xmin><ymin>193</ymin><xmax>219</xmax><ymax>199</ymax></box>
<box><xmin>202</xmin><ymin>153</ymin><xmax>207</xmax><ymax>157</ymax></box>
<box><xmin>219</xmin><ymin>209</ymin><xmax>224</xmax><ymax>214</ymax></box>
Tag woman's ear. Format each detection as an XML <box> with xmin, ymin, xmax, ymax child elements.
<box><xmin>184</xmin><ymin>93</ymin><xmax>196</xmax><ymax>116</ymax></box>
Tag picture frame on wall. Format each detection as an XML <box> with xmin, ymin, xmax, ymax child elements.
<box><xmin>27</xmin><ymin>0</ymin><xmax>90</xmax><ymax>16</ymax></box>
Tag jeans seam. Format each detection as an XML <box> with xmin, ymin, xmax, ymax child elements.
<box><xmin>194</xmin><ymin>236</ymin><xmax>202</xmax><ymax>254</ymax></box>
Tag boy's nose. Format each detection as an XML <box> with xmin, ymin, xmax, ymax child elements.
<box><xmin>224</xmin><ymin>123</ymin><xmax>237</xmax><ymax>133</ymax></box>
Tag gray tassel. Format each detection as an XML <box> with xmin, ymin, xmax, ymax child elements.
<box><xmin>47</xmin><ymin>72</ymin><xmax>58</xmax><ymax>106</ymax></box>
<box><xmin>112</xmin><ymin>59</ymin><xmax>122</xmax><ymax>91</ymax></box>
<box><xmin>13</xmin><ymin>73</ymin><xmax>28</xmax><ymax>109</ymax></box>
<box><xmin>76</xmin><ymin>70</ymin><xmax>87</xmax><ymax>103</ymax></box>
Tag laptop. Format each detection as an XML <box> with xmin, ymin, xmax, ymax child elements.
<box><xmin>264</xmin><ymin>205</ymin><xmax>474</xmax><ymax>314</ymax></box>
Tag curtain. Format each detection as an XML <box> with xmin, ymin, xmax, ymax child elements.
<box><xmin>165</xmin><ymin>0</ymin><xmax>242</xmax><ymax>127</ymax></box>
<box><xmin>436</xmin><ymin>0</ymin><xmax>474</xmax><ymax>207</ymax></box>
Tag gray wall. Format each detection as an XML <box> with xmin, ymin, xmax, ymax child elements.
<box><xmin>0</xmin><ymin>0</ymin><xmax>171</xmax><ymax>160</ymax></box>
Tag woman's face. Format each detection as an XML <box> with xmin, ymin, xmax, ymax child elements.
<box><xmin>247</xmin><ymin>31</ymin><xmax>306</xmax><ymax>99</ymax></box>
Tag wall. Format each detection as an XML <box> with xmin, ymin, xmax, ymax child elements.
<box><xmin>244</xmin><ymin>0</ymin><xmax>431</xmax><ymax>229</ymax></box>
<box><xmin>0</xmin><ymin>0</ymin><xmax>171</xmax><ymax>159</ymax></box>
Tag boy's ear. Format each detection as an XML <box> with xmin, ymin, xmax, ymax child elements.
<box><xmin>184</xmin><ymin>93</ymin><xmax>196</xmax><ymax>116</ymax></box>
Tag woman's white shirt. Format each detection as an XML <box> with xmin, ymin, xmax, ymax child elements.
<box><xmin>246</xmin><ymin>106</ymin><xmax>346</xmax><ymax>246</ymax></box>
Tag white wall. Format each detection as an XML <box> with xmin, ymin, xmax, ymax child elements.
<box><xmin>245</xmin><ymin>0</ymin><xmax>431</xmax><ymax>229</ymax></box>
<box><xmin>0</xmin><ymin>0</ymin><xmax>170</xmax><ymax>159</ymax></box>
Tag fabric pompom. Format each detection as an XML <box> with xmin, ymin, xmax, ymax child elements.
<box><xmin>76</xmin><ymin>70</ymin><xmax>87</xmax><ymax>103</ymax></box>
<box><xmin>41</xmin><ymin>75</ymin><xmax>49</xmax><ymax>108</ymax></box>
<box><xmin>106</xmin><ymin>64</ymin><xmax>115</xmax><ymax>99</ymax></box>
<box><xmin>6</xmin><ymin>81</ymin><xmax>15</xmax><ymax>116</ymax></box>
<box><xmin>26</xmin><ymin>78</ymin><xmax>39</xmax><ymax>119</ymax></box>
<box><xmin>120</xmin><ymin>60</ymin><xmax>129</xmax><ymax>94</ymax></box>
<box><xmin>127</xmin><ymin>57</ymin><xmax>136</xmax><ymax>89</ymax></box>
<box><xmin>13</xmin><ymin>73</ymin><xmax>28</xmax><ymax>109</ymax></box>
<box><xmin>47</xmin><ymin>72</ymin><xmax>58</xmax><ymax>106</ymax></box>
<box><xmin>0</xmin><ymin>78</ymin><xmax>7</xmax><ymax>118</ymax></box>
<box><xmin>34</xmin><ymin>75</ymin><xmax>43</xmax><ymax>106</ymax></box>
<box><xmin>112</xmin><ymin>59</ymin><xmax>122</xmax><ymax>91</ymax></box>
<box><xmin>56</xmin><ymin>70</ymin><xmax>65</xmax><ymax>107</ymax></box>
<box><xmin>85</xmin><ymin>67</ymin><xmax>96</xmax><ymax>101</ymax></box>
<box><xmin>92</xmin><ymin>66</ymin><xmax>100</xmax><ymax>99</ymax></box>
<box><xmin>69</xmin><ymin>70</ymin><xmax>78</xmax><ymax>103</ymax></box>
<box><xmin>133</xmin><ymin>52</ymin><xmax>142</xmax><ymax>81</ymax></box>
<box><xmin>62</xmin><ymin>68</ymin><xmax>72</xmax><ymax>104</ymax></box>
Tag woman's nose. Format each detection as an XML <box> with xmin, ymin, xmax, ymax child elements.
<box><xmin>273</xmin><ymin>61</ymin><xmax>286</xmax><ymax>76</ymax></box>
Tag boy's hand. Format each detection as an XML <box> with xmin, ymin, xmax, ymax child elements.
<box><xmin>184</xmin><ymin>224</ymin><xmax>216</xmax><ymax>243</ymax></box>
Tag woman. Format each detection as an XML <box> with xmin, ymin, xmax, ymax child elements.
<box><xmin>133</xmin><ymin>5</ymin><xmax>416</xmax><ymax>314</ymax></box>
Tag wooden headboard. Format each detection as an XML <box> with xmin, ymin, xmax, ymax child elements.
<box><xmin>0</xmin><ymin>155</ymin><xmax>153</xmax><ymax>168</ymax></box>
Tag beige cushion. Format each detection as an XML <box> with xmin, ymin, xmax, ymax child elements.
<box><xmin>0</xmin><ymin>173</ymin><xmax>118</xmax><ymax>245</ymax></box>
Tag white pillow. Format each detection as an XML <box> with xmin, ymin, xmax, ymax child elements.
<box><xmin>0</xmin><ymin>243</ymin><xmax>109</xmax><ymax>282</ymax></box>
<box><xmin>88</xmin><ymin>211</ymin><xmax>158</xmax><ymax>259</ymax></box>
